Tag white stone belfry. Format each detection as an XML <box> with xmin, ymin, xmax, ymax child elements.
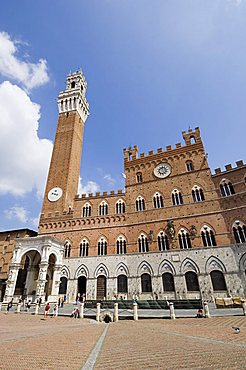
<box><xmin>57</xmin><ymin>70</ymin><xmax>90</xmax><ymax>122</ymax></box>
<box><xmin>4</xmin><ymin>236</ymin><xmax>64</xmax><ymax>303</ymax></box>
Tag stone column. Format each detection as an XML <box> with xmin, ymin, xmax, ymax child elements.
<box><xmin>50</xmin><ymin>264</ymin><xmax>62</xmax><ymax>301</ymax></box>
<box><xmin>241</xmin><ymin>300</ymin><xmax>246</xmax><ymax>316</ymax></box>
<box><xmin>3</xmin><ymin>264</ymin><xmax>20</xmax><ymax>302</ymax></box>
<box><xmin>114</xmin><ymin>303</ymin><xmax>119</xmax><ymax>322</ymax></box>
<box><xmin>36</xmin><ymin>262</ymin><xmax>49</xmax><ymax>301</ymax></box>
<box><xmin>79</xmin><ymin>302</ymin><xmax>84</xmax><ymax>319</ymax></box>
<box><xmin>203</xmin><ymin>301</ymin><xmax>210</xmax><ymax>318</ymax></box>
<box><xmin>16</xmin><ymin>302</ymin><xmax>21</xmax><ymax>313</ymax></box>
<box><xmin>96</xmin><ymin>302</ymin><xmax>101</xmax><ymax>322</ymax></box>
<box><xmin>169</xmin><ymin>302</ymin><xmax>176</xmax><ymax>319</ymax></box>
<box><xmin>133</xmin><ymin>302</ymin><xmax>138</xmax><ymax>321</ymax></box>
<box><xmin>35</xmin><ymin>302</ymin><xmax>39</xmax><ymax>315</ymax></box>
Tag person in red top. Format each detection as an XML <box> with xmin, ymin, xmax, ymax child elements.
<box><xmin>43</xmin><ymin>302</ymin><xmax>50</xmax><ymax>320</ymax></box>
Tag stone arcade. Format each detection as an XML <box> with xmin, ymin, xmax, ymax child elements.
<box><xmin>3</xmin><ymin>70</ymin><xmax>246</xmax><ymax>303</ymax></box>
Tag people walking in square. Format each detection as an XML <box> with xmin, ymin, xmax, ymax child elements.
<box><xmin>6</xmin><ymin>298</ymin><xmax>13</xmax><ymax>314</ymax></box>
<box><xmin>52</xmin><ymin>304</ymin><xmax>58</xmax><ymax>317</ymax></box>
<box><xmin>43</xmin><ymin>302</ymin><xmax>50</xmax><ymax>319</ymax></box>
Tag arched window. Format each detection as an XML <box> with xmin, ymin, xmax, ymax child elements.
<box><xmin>71</xmin><ymin>81</ymin><xmax>76</xmax><ymax>88</ymax></box>
<box><xmin>116</xmin><ymin>235</ymin><xmax>127</xmax><ymax>254</ymax></box>
<box><xmin>210</xmin><ymin>270</ymin><xmax>227</xmax><ymax>291</ymax></box>
<box><xmin>220</xmin><ymin>179</ymin><xmax>235</xmax><ymax>197</ymax></box>
<box><xmin>98</xmin><ymin>237</ymin><xmax>107</xmax><ymax>256</ymax></box>
<box><xmin>83</xmin><ymin>203</ymin><xmax>91</xmax><ymax>217</ymax></box>
<box><xmin>201</xmin><ymin>225</ymin><xmax>216</xmax><ymax>247</ymax></box>
<box><xmin>136</xmin><ymin>172</ymin><xmax>142</xmax><ymax>183</ymax></box>
<box><xmin>80</xmin><ymin>239</ymin><xmax>89</xmax><ymax>257</ymax></box>
<box><xmin>117</xmin><ymin>275</ymin><xmax>128</xmax><ymax>293</ymax></box>
<box><xmin>136</xmin><ymin>196</ymin><xmax>145</xmax><ymax>211</ymax></box>
<box><xmin>153</xmin><ymin>192</ymin><xmax>164</xmax><ymax>209</ymax></box>
<box><xmin>178</xmin><ymin>229</ymin><xmax>191</xmax><ymax>249</ymax></box>
<box><xmin>186</xmin><ymin>160</ymin><xmax>194</xmax><ymax>172</ymax></box>
<box><xmin>116</xmin><ymin>199</ymin><xmax>125</xmax><ymax>214</ymax></box>
<box><xmin>157</xmin><ymin>230</ymin><xmax>169</xmax><ymax>251</ymax></box>
<box><xmin>141</xmin><ymin>273</ymin><xmax>152</xmax><ymax>293</ymax></box>
<box><xmin>138</xmin><ymin>233</ymin><xmax>149</xmax><ymax>253</ymax></box>
<box><xmin>64</xmin><ymin>241</ymin><xmax>71</xmax><ymax>258</ymax></box>
<box><xmin>232</xmin><ymin>220</ymin><xmax>246</xmax><ymax>243</ymax></box>
<box><xmin>162</xmin><ymin>273</ymin><xmax>175</xmax><ymax>292</ymax></box>
<box><xmin>172</xmin><ymin>189</ymin><xmax>183</xmax><ymax>206</ymax></box>
<box><xmin>192</xmin><ymin>185</ymin><xmax>205</xmax><ymax>202</ymax></box>
<box><xmin>99</xmin><ymin>201</ymin><xmax>108</xmax><ymax>216</ymax></box>
<box><xmin>185</xmin><ymin>271</ymin><xmax>199</xmax><ymax>291</ymax></box>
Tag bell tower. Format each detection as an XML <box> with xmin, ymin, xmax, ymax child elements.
<box><xmin>41</xmin><ymin>70</ymin><xmax>89</xmax><ymax>216</ymax></box>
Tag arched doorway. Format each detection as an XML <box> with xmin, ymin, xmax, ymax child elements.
<box><xmin>210</xmin><ymin>270</ymin><xmax>227</xmax><ymax>291</ymax></box>
<box><xmin>97</xmin><ymin>275</ymin><xmax>106</xmax><ymax>300</ymax></box>
<box><xmin>45</xmin><ymin>254</ymin><xmax>56</xmax><ymax>299</ymax></box>
<box><xmin>78</xmin><ymin>276</ymin><xmax>87</xmax><ymax>298</ymax></box>
<box><xmin>59</xmin><ymin>277</ymin><xmax>68</xmax><ymax>295</ymax></box>
<box><xmin>141</xmin><ymin>273</ymin><xmax>152</xmax><ymax>293</ymax></box>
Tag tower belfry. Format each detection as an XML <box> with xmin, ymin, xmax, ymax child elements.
<box><xmin>41</xmin><ymin>71</ymin><xmax>89</xmax><ymax>217</ymax></box>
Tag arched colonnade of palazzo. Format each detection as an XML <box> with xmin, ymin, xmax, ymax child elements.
<box><xmin>4</xmin><ymin>236</ymin><xmax>64</xmax><ymax>303</ymax></box>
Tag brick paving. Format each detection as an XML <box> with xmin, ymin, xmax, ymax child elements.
<box><xmin>0</xmin><ymin>313</ymin><xmax>246</xmax><ymax>370</ymax></box>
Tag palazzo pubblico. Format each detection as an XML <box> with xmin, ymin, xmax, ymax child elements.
<box><xmin>1</xmin><ymin>71</ymin><xmax>246</xmax><ymax>304</ymax></box>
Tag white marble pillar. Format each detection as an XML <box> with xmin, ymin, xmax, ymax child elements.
<box><xmin>3</xmin><ymin>264</ymin><xmax>20</xmax><ymax>302</ymax></box>
<box><xmin>49</xmin><ymin>264</ymin><xmax>62</xmax><ymax>301</ymax></box>
<box><xmin>36</xmin><ymin>262</ymin><xmax>49</xmax><ymax>301</ymax></box>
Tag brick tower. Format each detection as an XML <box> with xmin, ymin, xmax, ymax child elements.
<box><xmin>41</xmin><ymin>71</ymin><xmax>89</xmax><ymax>216</ymax></box>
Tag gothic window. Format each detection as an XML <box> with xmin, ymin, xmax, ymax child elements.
<box><xmin>99</xmin><ymin>201</ymin><xmax>108</xmax><ymax>216</ymax></box>
<box><xmin>162</xmin><ymin>273</ymin><xmax>175</xmax><ymax>292</ymax></box>
<box><xmin>185</xmin><ymin>271</ymin><xmax>199</xmax><ymax>291</ymax></box>
<box><xmin>210</xmin><ymin>270</ymin><xmax>227</xmax><ymax>291</ymax></box>
<box><xmin>192</xmin><ymin>185</ymin><xmax>205</xmax><ymax>202</ymax></box>
<box><xmin>186</xmin><ymin>160</ymin><xmax>194</xmax><ymax>172</ymax></box>
<box><xmin>153</xmin><ymin>192</ymin><xmax>164</xmax><ymax>209</ymax></box>
<box><xmin>171</xmin><ymin>189</ymin><xmax>183</xmax><ymax>206</ymax></box>
<box><xmin>83</xmin><ymin>203</ymin><xmax>91</xmax><ymax>217</ymax></box>
<box><xmin>64</xmin><ymin>241</ymin><xmax>71</xmax><ymax>258</ymax></box>
<box><xmin>136</xmin><ymin>172</ymin><xmax>142</xmax><ymax>183</ymax></box>
<box><xmin>220</xmin><ymin>179</ymin><xmax>235</xmax><ymax>197</ymax></box>
<box><xmin>157</xmin><ymin>230</ymin><xmax>169</xmax><ymax>251</ymax></box>
<box><xmin>116</xmin><ymin>235</ymin><xmax>127</xmax><ymax>254</ymax></box>
<box><xmin>138</xmin><ymin>233</ymin><xmax>149</xmax><ymax>253</ymax></box>
<box><xmin>232</xmin><ymin>220</ymin><xmax>246</xmax><ymax>243</ymax></box>
<box><xmin>116</xmin><ymin>199</ymin><xmax>125</xmax><ymax>214</ymax></box>
<box><xmin>80</xmin><ymin>239</ymin><xmax>89</xmax><ymax>257</ymax></box>
<box><xmin>98</xmin><ymin>237</ymin><xmax>107</xmax><ymax>256</ymax></box>
<box><xmin>201</xmin><ymin>225</ymin><xmax>216</xmax><ymax>247</ymax></box>
<box><xmin>71</xmin><ymin>81</ymin><xmax>76</xmax><ymax>88</ymax></box>
<box><xmin>141</xmin><ymin>273</ymin><xmax>152</xmax><ymax>293</ymax></box>
<box><xmin>117</xmin><ymin>275</ymin><xmax>128</xmax><ymax>293</ymax></box>
<box><xmin>178</xmin><ymin>229</ymin><xmax>192</xmax><ymax>249</ymax></box>
<box><xmin>136</xmin><ymin>196</ymin><xmax>145</xmax><ymax>211</ymax></box>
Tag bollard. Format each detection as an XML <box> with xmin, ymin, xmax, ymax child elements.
<box><xmin>203</xmin><ymin>301</ymin><xmax>210</xmax><ymax>318</ymax></box>
<box><xmin>113</xmin><ymin>303</ymin><xmax>118</xmax><ymax>322</ymax></box>
<box><xmin>79</xmin><ymin>302</ymin><xmax>84</xmax><ymax>319</ymax></box>
<box><xmin>133</xmin><ymin>302</ymin><xmax>138</xmax><ymax>321</ymax></box>
<box><xmin>35</xmin><ymin>302</ymin><xmax>39</xmax><ymax>315</ymax></box>
<box><xmin>16</xmin><ymin>303</ymin><xmax>21</xmax><ymax>314</ymax></box>
<box><xmin>96</xmin><ymin>302</ymin><xmax>101</xmax><ymax>322</ymax></box>
<box><xmin>242</xmin><ymin>301</ymin><xmax>246</xmax><ymax>316</ymax></box>
<box><xmin>169</xmin><ymin>302</ymin><xmax>176</xmax><ymax>319</ymax></box>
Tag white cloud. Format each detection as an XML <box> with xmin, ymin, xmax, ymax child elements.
<box><xmin>0</xmin><ymin>81</ymin><xmax>53</xmax><ymax>197</ymax></box>
<box><xmin>4</xmin><ymin>206</ymin><xmax>29</xmax><ymax>223</ymax></box>
<box><xmin>103</xmin><ymin>174</ymin><xmax>116</xmax><ymax>186</ymax></box>
<box><xmin>0</xmin><ymin>31</ymin><xmax>49</xmax><ymax>90</ymax></box>
<box><xmin>78</xmin><ymin>177</ymin><xmax>100</xmax><ymax>195</ymax></box>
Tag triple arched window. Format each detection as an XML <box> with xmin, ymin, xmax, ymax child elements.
<box><xmin>153</xmin><ymin>192</ymin><xmax>164</xmax><ymax>208</ymax></box>
<box><xmin>64</xmin><ymin>241</ymin><xmax>71</xmax><ymax>258</ymax></box>
<box><xmin>80</xmin><ymin>239</ymin><xmax>89</xmax><ymax>257</ymax></box>
<box><xmin>98</xmin><ymin>237</ymin><xmax>107</xmax><ymax>256</ymax></box>
<box><xmin>136</xmin><ymin>196</ymin><xmax>145</xmax><ymax>211</ymax></box>
<box><xmin>201</xmin><ymin>225</ymin><xmax>216</xmax><ymax>247</ymax></box>
<box><xmin>233</xmin><ymin>220</ymin><xmax>246</xmax><ymax>244</ymax></box>
<box><xmin>116</xmin><ymin>235</ymin><xmax>127</xmax><ymax>254</ymax></box>
<box><xmin>192</xmin><ymin>185</ymin><xmax>205</xmax><ymax>202</ymax></box>
<box><xmin>178</xmin><ymin>229</ymin><xmax>191</xmax><ymax>249</ymax></box>
<box><xmin>83</xmin><ymin>203</ymin><xmax>91</xmax><ymax>217</ymax></box>
<box><xmin>220</xmin><ymin>179</ymin><xmax>235</xmax><ymax>197</ymax></box>
<box><xmin>186</xmin><ymin>160</ymin><xmax>194</xmax><ymax>172</ymax></box>
<box><xmin>172</xmin><ymin>189</ymin><xmax>183</xmax><ymax>206</ymax></box>
<box><xmin>116</xmin><ymin>199</ymin><xmax>125</xmax><ymax>214</ymax></box>
<box><xmin>138</xmin><ymin>233</ymin><xmax>149</xmax><ymax>253</ymax></box>
<box><xmin>157</xmin><ymin>230</ymin><xmax>169</xmax><ymax>251</ymax></box>
<box><xmin>136</xmin><ymin>172</ymin><xmax>143</xmax><ymax>183</ymax></box>
<box><xmin>99</xmin><ymin>201</ymin><xmax>108</xmax><ymax>216</ymax></box>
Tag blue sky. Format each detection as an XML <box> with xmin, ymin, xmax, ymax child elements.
<box><xmin>0</xmin><ymin>0</ymin><xmax>246</xmax><ymax>231</ymax></box>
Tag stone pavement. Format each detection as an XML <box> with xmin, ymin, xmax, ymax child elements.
<box><xmin>0</xmin><ymin>313</ymin><xmax>245</xmax><ymax>370</ymax></box>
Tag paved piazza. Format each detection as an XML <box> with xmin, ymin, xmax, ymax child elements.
<box><xmin>0</xmin><ymin>313</ymin><xmax>246</xmax><ymax>370</ymax></box>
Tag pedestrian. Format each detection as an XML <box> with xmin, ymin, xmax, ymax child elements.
<box><xmin>61</xmin><ymin>297</ymin><xmax>64</xmax><ymax>308</ymax></box>
<box><xmin>70</xmin><ymin>308</ymin><xmax>77</xmax><ymax>318</ymax></box>
<box><xmin>58</xmin><ymin>297</ymin><xmax>61</xmax><ymax>307</ymax></box>
<box><xmin>197</xmin><ymin>308</ymin><xmax>203</xmax><ymax>318</ymax></box>
<box><xmin>52</xmin><ymin>304</ymin><xmax>58</xmax><ymax>318</ymax></box>
<box><xmin>6</xmin><ymin>298</ymin><xmax>13</xmax><ymax>314</ymax></box>
<box><xmin>26</xmin><ymin>300</ymin><xmax>31</xmax><ymax>312</ymax></box>
<box><xmin>38</xmin><ymin>297</ymin><xmax>42</xmax><ymax>308</ymax></box>
<box><xmin>43</xmin><ymin>302</ymin><xmax>50</xmax><ymax>319</ymax></box>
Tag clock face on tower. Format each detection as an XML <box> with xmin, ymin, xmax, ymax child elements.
<box><xmin>48</xmin><ymin>187</ymin><xmax>63</xmax><ymax>202</ymax></box>
<box><xmin>154</xmin><ymin>163</ymin><xmax>172</xmax><ymax>178</ymax></box>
